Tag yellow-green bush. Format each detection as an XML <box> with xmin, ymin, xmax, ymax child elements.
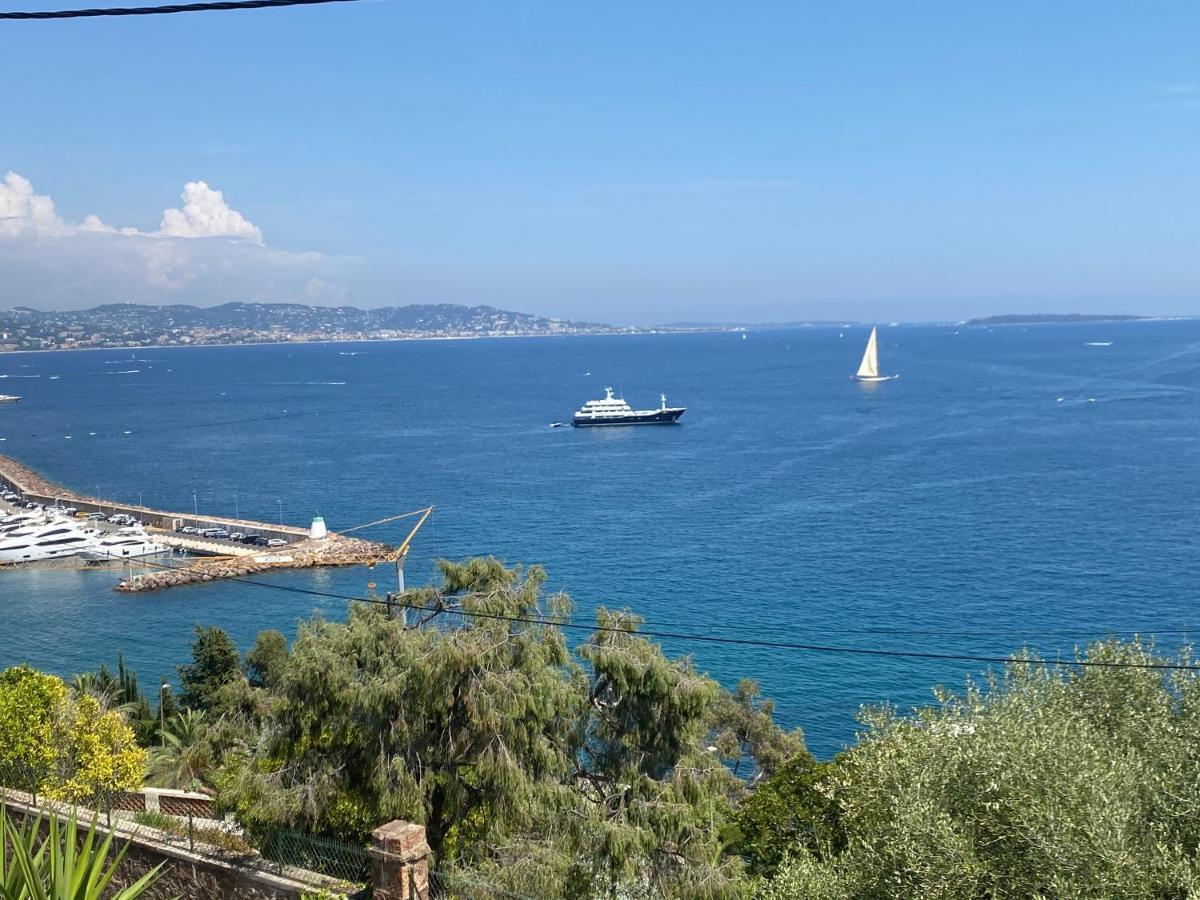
<box><xmin>0</xmin><ymin>665</ymin><xmax>146</xmax><ymax>801</ymax></box>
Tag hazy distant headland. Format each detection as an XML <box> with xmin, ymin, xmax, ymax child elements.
<box><xmin>965</xmin><ymin>313</ymin><xmax>1150</xmax><ymax>326</ymax></box>
<box><xmin>0</xmin><ymin>302</ymin><xmax>630</xmax><ymax>352</ymax></box>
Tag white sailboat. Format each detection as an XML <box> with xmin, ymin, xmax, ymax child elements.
<box><xmin>853</xmin><ymin>327</ymin><xmax>898</xmax><ymax>382</ymax></box>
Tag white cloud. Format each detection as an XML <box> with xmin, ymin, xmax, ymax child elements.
<box><xmin>0</xmin><ymin>172</ymin><xmax>70</xmax><ymax>237</ymax></box>
<box><xmin>159</xmin><ymin>180</ymin><xmax>263</xmax><ymax>242</ymax></box>
<box><xmin>0</xmin><ymin>172</ymin><xmax>351</xmax><ymax>308</ymax></box>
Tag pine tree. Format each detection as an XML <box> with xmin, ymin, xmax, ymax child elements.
<box><xmin>178</xmin><ymin>625</ymin><xmax>242</xmax><ymax>711</ymax></box>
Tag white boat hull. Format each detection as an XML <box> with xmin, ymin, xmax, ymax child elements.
<box><xmin>79</xmin><ymin>540</ymin><xmax>167</xmax><ymax>561</ymax></box>
<box><xmin>853</xmin><ymin>374</ymin><xmax>900</xmax><ymax>383</ymax></box>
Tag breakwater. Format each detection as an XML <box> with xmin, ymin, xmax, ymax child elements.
<box><xmin>0</xmin><ymin>453</ymin><xmax>394</xmax><ymax>593</ymax></box>
<box><xmin>114</xmin><ymin>533</ymin><xmax>390</xmax><ymax>592</ymax></box>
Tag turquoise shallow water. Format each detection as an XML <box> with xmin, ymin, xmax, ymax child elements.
<box><xmin>0</xmin><ymin>321</ymin><xmax>1197</xmax><ymax>757</ymax></box>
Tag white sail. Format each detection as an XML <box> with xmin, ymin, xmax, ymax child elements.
<box><xmin>856</xmin><ymin>327</ymin><xmax>879</xmax><ymax>379</ymax></box>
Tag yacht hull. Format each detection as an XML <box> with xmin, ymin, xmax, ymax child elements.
<box><xmin>79</xmin><ymin>546</ymin><xmax>165</xmax><ymax>561</ymax></box>
<box><xmin>572</xmin><ymin>409</ymin><xmax>686</xmax><ymax>427</ymax></box>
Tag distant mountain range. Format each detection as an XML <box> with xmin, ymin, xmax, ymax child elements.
<box><xmin>0</xmin><ymin>302</ymin><xmax>623</xmax><ymax>351</ymax></box>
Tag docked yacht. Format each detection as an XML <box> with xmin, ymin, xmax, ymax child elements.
<box><xmin>0</xmin><ymin>517</ymin><xmax>99</xmax><ymax>563</ymax></box>
<box><xmin>572</xmin><ymin>387</ymin><xmax>686</xmax><ymax>427</ymax></box>
<box><xmin>79</xmin><ymin>527</ymin><xmax>167</xmax><ymax>561</ymax></box>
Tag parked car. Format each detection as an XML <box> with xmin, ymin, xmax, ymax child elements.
<box><xmin>88</xmin><ymin>512</ymin><xmax>107</xmax><ymax>520</ymax></box>
<box><xmin>230</xmin><ymin>532</ymin><xmax>246</xmax><ymax>541</ymax></box>
<box><xmin>266</xmin><ymin>538</ymin><xmax>288</xmax><ymax>548</ymax></box>
<box><xmin>246</xmin><ymin>535</ymin><xmax>270</xmax><ymax>546</ymax></box>
<box><xmin>180</xmin><ymin>526</ymin><xmax>200</xmax><ymax>535</ymax></box>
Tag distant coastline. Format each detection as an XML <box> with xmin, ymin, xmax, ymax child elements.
<box><xmin>0</xmin><ymin>327</ymin><xmax>734</xmax><ymax>357</ymax></box>
<box><xmin>964</xmin><ymin>313</ymin><xmax>1151</xmax><ymax>326</ymax></box>
<box><xmin>2</xmin><ymin>302</ymin><xmax>1190</xmax><ymax>356</ymax></box>
<box><xmin>0</xmin><ymin>300</ymin><xmax>856</xmax><ymax>355</ymax></box>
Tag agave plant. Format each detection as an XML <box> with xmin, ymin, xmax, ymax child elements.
<box><xmin>0</xmin><ymin>802</ymin><xmax>166</xmax><ymax>899</ymax></box>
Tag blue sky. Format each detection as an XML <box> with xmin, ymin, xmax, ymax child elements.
<box><xmin>3</xmin><ymin>2</ymin><xmax>1200</xmax><ymax>323</ymax></box>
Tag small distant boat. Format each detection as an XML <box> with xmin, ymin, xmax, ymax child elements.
<box><xmin>1085</xmin><ymin>341</ymin><xmax>1113</xmax><ymax>347</ymax></box>
<box><xmin>852</xmin><ymin>327</ymin><xmax>899</xmax><ymax>382</ymax></box>
<box><xmin>0</xmin><ymin>395</ymin><xmax>20</xmax><ymax>404</ymax></box>
<box><xmin>572</xmin><ymin>387</ymin><xmax>685</xmax><ymax>427</ymax></box>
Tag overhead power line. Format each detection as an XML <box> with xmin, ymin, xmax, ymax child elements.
<box><xmin>117</xmin><ymin>554</ymin><xmax>1200</xmax><ymax>671</ymax></box>
<box><xmin>0</xmin><ymin>0</ymin><xmax>358</xmax><ymax>20</ymax></box>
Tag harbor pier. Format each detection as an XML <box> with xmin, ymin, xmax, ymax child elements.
<box><xmin>0</xmin><ymin>454</ymin><xmax>407</xmax><ymax>593</ymax></box>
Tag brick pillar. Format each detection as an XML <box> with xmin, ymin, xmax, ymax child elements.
<box><xmin>370</xmin><ymin>820</ymin><xmax>431</xmax><ymax>900</ymax></box>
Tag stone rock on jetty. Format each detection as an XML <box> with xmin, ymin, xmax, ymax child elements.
<box><xmin>115</xmin><ymin>534</ymin><xmax>391</xmax><ymax>593</ymax></box>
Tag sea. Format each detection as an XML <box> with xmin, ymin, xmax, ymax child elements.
<box><xmin>0</xmin><ymin>320</ymin><xmax>1197</xmax><ymax>758</ymax></box>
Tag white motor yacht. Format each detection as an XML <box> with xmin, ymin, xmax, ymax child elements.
<box><xmin>571</xmin><ymin>387</ymin><xmax>686</xmax><ymax>427</ymax></box>
<box><xmin>79</xmin><ymin>527</ymin><xmax>167</xmax><ymax>561</ymax></box>
<box><xmin>0</xmin><ymin>517</ymin><xmax>100</xmax><ymax>563</ymax></box>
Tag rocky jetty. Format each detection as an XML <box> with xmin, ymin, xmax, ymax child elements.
<box><xmin>115</xmin><ymin>534</ymin><xmax>390</xmax><ymax>593</ymax></box>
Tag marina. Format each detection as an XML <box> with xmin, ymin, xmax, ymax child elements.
<box><xmin>0</xmin><ymin>453</ymin><xmax>425</xmax><ymax>594</ymax></box>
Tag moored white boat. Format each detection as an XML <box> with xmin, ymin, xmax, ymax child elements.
<box><xmin>0</xmin><ymin>517</ymin><xmax>100</xmax><ymax>563</ymax></box>
<box><xmin>79</xmin><ymin>526</ymin><xmax>167</xmax><ymax>561</ymax></box>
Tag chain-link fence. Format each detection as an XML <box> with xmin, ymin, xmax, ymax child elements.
<box><xmin>260</xmin><ymin>827</ymin><xmax>373</xmax><ymax>884</ymax></box>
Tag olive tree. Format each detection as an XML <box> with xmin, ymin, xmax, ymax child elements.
<box><xmin>753</xmin><ymin>639</ymin><xmax>1200</xmax><ymax>899</ymax></box>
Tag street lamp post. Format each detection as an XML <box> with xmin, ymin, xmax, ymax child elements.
<box><xmin>234</xmin><ymin>491</ymin><xmax>239</xmax><ymax>520</ymax></box>
<box><xmin>192</xmin><ymin>491</ymin><xmax>198</xmax><ymax>517</ymax></box>
<box><xmin>159</xmin><ymin>682</ymin><xmax>169</xmax><ymax>748</ymax></box>
<box><xmin>277</xmin><ymin>499</ymin><xmax>283</xmax><ymax>526</ymax></box>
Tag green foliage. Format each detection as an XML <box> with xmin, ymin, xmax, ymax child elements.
<box><xmin>753</xmin><ymin>639</ymin><xmax>1200</xmax><ymax>899</ymax></box>
<box><xmin>177</xmin><ymin>626</ymin><xmax>241</xmax><ymax>711</ymax></box>
<box><xmin>0</xmin><ymin>804</ymin><xmax>166</xmax><ymax>899</ymax></box>
<box><xmin>244</xmin><ymin>630</ymin><xmax>288</xmax><ymax>690</ymax></box>
<box><xmin>217</xmin><ymin>558</ymin><xmax>805</xmax><ymax>899</ymax></box>
<box><xmin>147</xmin><ymin>710</ymin><xmax>213</xmax><ymax>790</ymax></box>
<box><xmin>71</xmin><ymin>656</ymin><xmax>161</xmax><ymax>749</ymax></box>
<box><xmin>48</xmin><ymin>693</ymin><xmax>147</xmax><ymax>804</ymax></box>
<box><xmin>732</xmin><ymin>754</ymin><xmax>841</xmax><ymax>878</ymax></box>
<box><xmin>0</xmin><ymin>667</ymin><xmax>65</xmax><ymax>795</ymax></box>
<box><xmin>0</xmin><ymin>667</ymin><xmax>145</xmax><ymax>802</ymax></box>
<box><xmin>224</xmin><ymin>559</ymin><xmax>582</xmax><ymax>855</ymax></box>
<box><xmin>131</xmin><ymin>811</ymin><xmax>252</xmax><ymax>854</ymax></box>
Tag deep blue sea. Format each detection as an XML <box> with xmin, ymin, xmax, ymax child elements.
<box><xmin>0</xmin><ymin>321</ymin><xmax>1198</xmax><ymax>757</ymax></box>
